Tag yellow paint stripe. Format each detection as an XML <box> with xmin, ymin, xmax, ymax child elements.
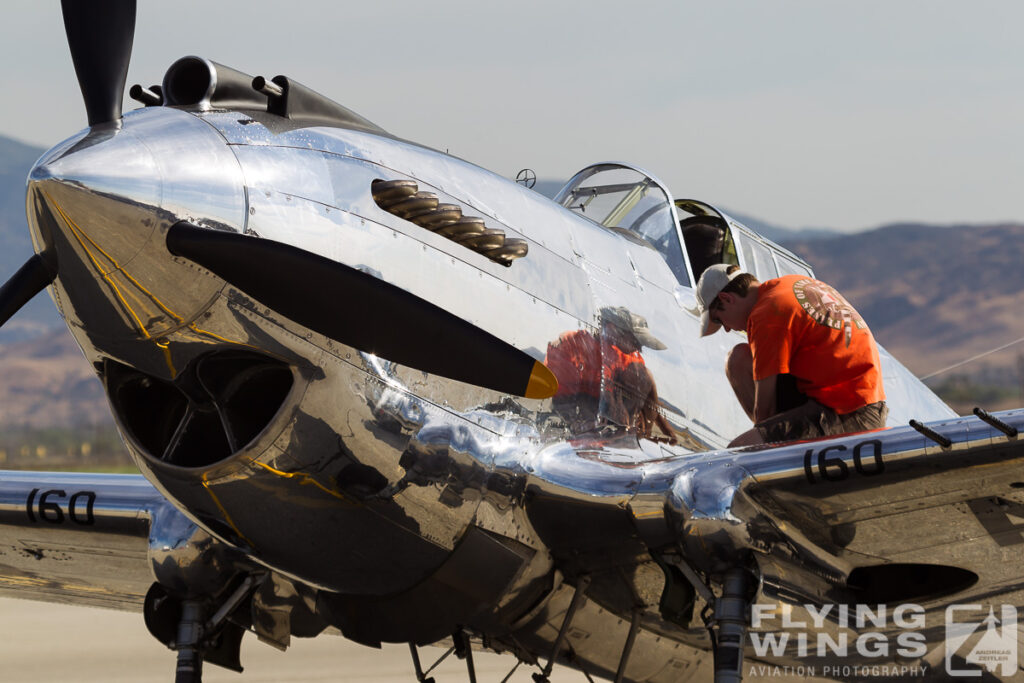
<box><xmin>250</xmin><ymin>460</ymin><xmax>356</xmax><ymax>505</ymax></box>
<box><xmin>48</xmin><ymin>195</ymin><xmax>251</xmax><ymax>359</ymax></box>
<box><xmin>48</xmin><ymin>196</ymin><xmax>184</xmax><ymax>323</ymax></box>
<box><xmin>200</xmin><ymin>473</ymin><xmax>255</xmax><ymax>547</ymax></box>
<box><xmin>49</xmin><ymin>198</ymin><xmax>152</xmax><ymax>338</ymax></box>
<box><xmin>0</xmin><ymin>575</ymin><xmax>131</xmax><ymax>596</ymax></box>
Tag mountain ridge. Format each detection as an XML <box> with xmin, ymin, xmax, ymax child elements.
<box><xmin>784</xmin><ymin>222</ymin><xmax>1024</xmax><ymax>391</ymax></box>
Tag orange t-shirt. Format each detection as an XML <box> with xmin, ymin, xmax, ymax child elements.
<box><xmin>748</xmin><ymin>275</ymin><xmax>884</xmax><ymax>414</ymax></box>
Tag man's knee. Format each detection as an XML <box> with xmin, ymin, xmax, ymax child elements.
<box><xmin>725</xmin><ymin>343</ymin><xmax>752</xmax><ymax>382</ymax></box>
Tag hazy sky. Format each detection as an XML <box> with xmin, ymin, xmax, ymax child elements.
<box><xmin>1</xmin><ymin>1</ymin><xmax>1021</xmax><ymax>231</ymax></box>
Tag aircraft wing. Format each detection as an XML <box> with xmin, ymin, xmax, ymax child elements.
<box><xmin>525</xmin><ymin>410</ymin><xmax>1024</xmax><ymax>587</ymax></box>
<box><xmin>725</xmin><ymin>409</ymin><xmax>1024</xmax><ymax>594</ymax></box>
<box><xmin>0</xmin><ymin>471</ymin><xmax>168</xmax><ymax>611</ymax></box>
<box><xmin>521</xmin><ymin>410</ymin><xmax>1024</xmax><ymax>679</ymax></box>
<box><xmin>701</xmin><ymin>409</ymin><xmax>1024</xmax><ymax>674</ymax></box>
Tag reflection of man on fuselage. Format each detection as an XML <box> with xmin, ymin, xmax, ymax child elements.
<box><xmin>695</xmin><ymin>264</ymin><xmax>887</xmax><ymax>447</ymax></box>
<box><xmin>545</xmin><ymin>307</ymin><xmax>677</xmax><ymax>443</ymax></box>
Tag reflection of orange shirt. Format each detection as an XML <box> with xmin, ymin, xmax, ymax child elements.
<box><xmin>546</xmin><ymin>330</ymin><xmax>601</xmax><ymax>398</ymax></box>
<box><xmin>602</xmin><ymin>344</ymin><xmax>644</xmax><ymax>386</ymax></box>
<box><xmin>545</xmin><ymin>330</ymin><xmax>645</xmax><ymax>399</ymax></box>
<box><xmin>748</xmin><ymin>275</ymin><xmax>884</xmax><ymax>414</ymax></box>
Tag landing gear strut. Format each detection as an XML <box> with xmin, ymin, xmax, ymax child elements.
<box><xmin>409</xmin><ymin>629</ymin><xmax>477</xmax><ymax>683</ymax></box>
<box><xmin>144</xmin><ymin>574</ymin><xmax>261</xmax><ymax>683</ymax></box>
<box><xmin>710</xmin><ymin>568</ymin><xmax>752</xmax><ymax>683</ymax></box>
<box><xmin>453</xmin><ymin>630</ymin><xmax>477</xmax><ymax>683</ymax></box>
<box><xmin>533</xmin><ymin>575</ymin><xmax>590</xmax><ymax>683</ymax></box>
<box><xmin>409</xmin><ymin>643</ymin><xmax>437</xmax><ymax>683</ymax></box>
<box><xmin>174</xmin><ymin>599</ymin><xmax>206</xmax><ymax>683</ymax></box>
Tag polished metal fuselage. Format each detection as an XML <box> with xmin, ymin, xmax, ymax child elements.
<box><xmin>16</xmin><ymin>102</ymin><xmax>979</xmax><ymax>681</ymax></box>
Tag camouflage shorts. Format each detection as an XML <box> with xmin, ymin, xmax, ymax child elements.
<box><xmin>756</xmin><ymin>400</ymin><xmax>888</xmax><ymax>444</ymax></box>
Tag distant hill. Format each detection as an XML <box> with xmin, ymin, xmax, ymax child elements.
<box><xmin>0</xmin><ymin>328</ymin><xmax>111</xmax><ymax>428</ymax></box>
<box><xmin>0</xmin><ymin>136</ymin><xmax>42</xmax><ymax>222</ymax></box>
<box><xmin>532</xmin><ymin>179</ymin><xmax>565</xmax><ymax>200</ymax></box>
<box><xmin>0</xmin><ymin>134</ymin><xmax>110</xmax><ymax>428</ymax></box>
<box><xmin>720</xmin><ymin>209</ymin><xmax>844</xmax><ymax>243</ymax></box>
<box><xmin>785</xmin><ymin>223</ymin><xmax>1024</xmax><ymax>401</ymax></box>
<box><xmin>0</xmin><ymin>135</ymin><xmax>62</xmax><ymax>342</ymax></box>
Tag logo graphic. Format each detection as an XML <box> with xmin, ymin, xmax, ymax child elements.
<box><xmin>945</xmin><ymin>605</ymin><xmax>1018</xmax><ymax>677</ymax></box>
<box><xmin>792</xmin><ymin>279</ymin><xmax>866</xmax><ymax>347</ymax></box>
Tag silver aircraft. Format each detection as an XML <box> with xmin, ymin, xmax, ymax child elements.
<box><xmin>1</xmin><ymin>3</ymin><xmax>1021</xmax><ymax>682</ymax></box>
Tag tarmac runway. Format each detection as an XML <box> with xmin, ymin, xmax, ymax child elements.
<box><xmin>0</xmin><ymin>597</ymin><xmax>582</xmax><ymax>683</ymax></box>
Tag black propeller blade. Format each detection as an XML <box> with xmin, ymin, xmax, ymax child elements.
<box><xmin>166</xmin><ymin>223</ymin><xmax>558</xmax><ymax>399</ymax></box>
<box><xmin>61</xmin><ymin>0</ymin><xmax>137</xmax><ymax>126</ymax></box>
<box><xmin>0</xmin><ymin>254</ymin><xmax>58</xmax><ymax>329</ymax></box>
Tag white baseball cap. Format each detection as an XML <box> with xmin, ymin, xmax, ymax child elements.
<box><xmin>696</xmin><ymin>264</ymin><xmax>744</xmax><ymax>337</ymax></box>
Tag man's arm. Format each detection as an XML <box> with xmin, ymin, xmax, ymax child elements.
<box><xmin>752</xmin><ymin>374</ymin><xmax>778</xmax><ymax>424</ymax></box>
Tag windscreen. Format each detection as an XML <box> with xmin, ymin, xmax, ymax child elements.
<box><xmin>559</xmin><ymin>166</ymin><xmax>688</xmax><ymax>285</ymax></box>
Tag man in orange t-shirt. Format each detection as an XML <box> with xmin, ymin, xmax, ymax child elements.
<box><xmin>695</xmin><ymin>264</ymin><xmax>887</xmax><ymax>446</ymax></box>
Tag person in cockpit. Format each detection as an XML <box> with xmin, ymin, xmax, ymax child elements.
<box><xmin>680</xmin><ymin>216</ymin><xmax>728</xmax><ymax>283</ymax></box>
<box><xmin>695</xmin><ymin>264</ymin><xmax>887</xmax><ymax>446</ymax></box>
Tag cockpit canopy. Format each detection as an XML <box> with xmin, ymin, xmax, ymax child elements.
<box><xmin>555</xmin><ymin>164</ymin><xmax>689</xmax><ymax>285</ymax></box>
<box><xmin>555</xmin><ymin>163</ymin><xmax>811</xmax><ymax>287</ymax></box>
